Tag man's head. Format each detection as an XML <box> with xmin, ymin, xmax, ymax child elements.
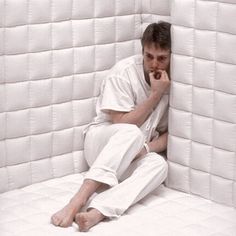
<box><xmin>141</xmin><ymin>21</ymin><xmax>171</xmax><ymax>77</ymax></box>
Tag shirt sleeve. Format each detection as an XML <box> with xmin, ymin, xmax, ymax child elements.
<box><xmin>100</xmin><ymin>74</ymin><xmax>135</xmax><ymax>113</ymax></box>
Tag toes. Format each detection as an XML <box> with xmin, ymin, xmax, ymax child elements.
<box><xmin>74</xmin><ymin>213</ymin><xmax>80</xmax><ymax>224</ymax></box>
<box><xmin>76</xmin><ymin>214</ymin><xmax>89</xmax><ymax>232</ymax></box>
<box><xmin>51</xmin><ymin>215</ymin><xmax>61</xmax><ymax>226</ymax></box>
<box><xmin>59</xmin><ymin>221</ymin><xmax>67</xmax><ymax>227</ymax></box>
<box><xmin>59</xmin><ymin>218</ymin><xmax>72</xmax><ymax>228</ymax></box>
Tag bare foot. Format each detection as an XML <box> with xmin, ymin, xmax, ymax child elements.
<box><xmin>51</xmin><ymin>202</ymin><xmax>82</xmax><ymax>227</ymax></box>
<box><xmin>75</xmin><ymin>209</ymin><xmax>105</xmax><ymax>232</ymax></box>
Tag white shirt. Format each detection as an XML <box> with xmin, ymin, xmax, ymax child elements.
<box><xmin>90</xmin><ymin>55</ymin><xmax>169</xmax><ymax>142</ymax></box>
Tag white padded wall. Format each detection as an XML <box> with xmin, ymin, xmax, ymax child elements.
<box><xmin>167</xmin><ymin>0</ymin><xmax>236</xmax><ymax>207</ymax></box>
<box><xmin>0</xmin><ymin>0</ymin><xmax>171</xmax><ymax>193</ymax></box>
<box><xmin>141</xmin><ymin>0</ymin><xmax>171</xmax><ymax>31</ymax></box>
<box><xmin>0</xmin><ymin>0</ymin><xmax>145</xmax><ymax>193</ymax></box>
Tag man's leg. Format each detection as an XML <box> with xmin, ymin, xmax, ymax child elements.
<box><xmin>83</xmin><ymin>123</ymin><xmax>145</xmax><ymax>187</ymax></box>
<box><xmin>51</xmin><ymin>179</ymin><xmax>102</xmax><ymax>227</ymax></box>
<box><xmin>51</xmin><ymin>123</ymin><xmax>144</xmax><ymax>227</ymax></box>
<box><xmin>75</xmin><ymin>153</ymin><xmax>168</xmax><ymax>231</ymax></box>
<box><xmin>75</xmin><ymin>208</ymin><xmax>105</xmax><ymax>232</ymax></box>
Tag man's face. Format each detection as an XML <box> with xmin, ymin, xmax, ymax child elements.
<box><xmin>143</xmin><ymin>43</ymin><xmax>170</xmax><ymax>76</ymax></box>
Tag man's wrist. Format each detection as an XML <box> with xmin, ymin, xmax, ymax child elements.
<box><xmin>149</xmin><ymin>92</ymin><xmax>161</xmax><ymax>105</ymax></box>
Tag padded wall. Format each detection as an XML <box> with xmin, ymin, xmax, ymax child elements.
<box><xmin>167</xmin><ymin>0</ymin><xmax>236</xmax><ymax>207</ymax></box>
<box><xmin>0</xmin><ymin>0</ymin><xmax>170</xmax><ymax>193</ymax></box>
<box><xmin>141</xmin><ymin>0</ymin><xmax>171</xmax><ymax>29</ymax></box>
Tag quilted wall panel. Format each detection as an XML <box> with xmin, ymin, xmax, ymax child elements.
<box><xmin>141</xmin><ymin>0</ymin><xmax>171</xmax><ymax>31</ymax></box>
<box><xmin>0</xmin><ymin>0</ymin><xmax>171</xmax><ymax>193</ymax></box>
<box><xmin>167</xmin><ymin>0</ymin><xmax>236</xmax><ymax>208</ymax></box>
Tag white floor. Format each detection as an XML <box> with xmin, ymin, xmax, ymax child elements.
<box><xmin>0</xmin><ymin>173</ymin><xmax>235</xmax><ymax>236</ymax></box>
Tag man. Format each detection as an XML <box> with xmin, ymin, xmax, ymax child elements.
<box><xmin>51</xmin><ymin>21</ymin><xmax>171</xmax><ymax>231</ymax></box>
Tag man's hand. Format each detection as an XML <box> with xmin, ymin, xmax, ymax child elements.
<box><xmin>134</xmin><ymin>132</ymin><xmax>168</xmax><ymax>161</ymax></box>
<box><xmin>109</xmin><ymin>71</ymin><xmax>170</xmax><ymax>127</ymax></box>
<box><xmin>148</xmin><ymin>132</ymin><xmax>168</xmax><ymax>153</ymax></box>
<box><xmin>149</xmin><ymin>70</ymin><xmax>170</xmax><ymax>100</ymax></box>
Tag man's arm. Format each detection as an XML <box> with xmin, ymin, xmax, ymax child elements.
<box><xmin>134</xmin><ymin>132</ymin><xmax>168</xmax><ymax>160</ymax></box>
<box><xmin>108</xmin><ymin>71</ymin><xmax>170</xmax><ymax>127</ymax></box>
<box><xmin>109</xmin><ymin>93</ymin><xmax>160</xmax><ymax>127</ymax></box>
<box><xmin>148</xmin><ymin>132</ymin><xmax>168</xmax><ymax>153</ymax></box>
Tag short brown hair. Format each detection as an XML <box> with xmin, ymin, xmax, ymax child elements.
<box><xmin>141</xmin><ymin>21</ymin><xmax>171</xmax><ymax>50</ymax></box>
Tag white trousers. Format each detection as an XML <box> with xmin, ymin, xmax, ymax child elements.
<box><xmin>84</xmin><ymin>123</ymin><xmax>168</xmax><ymax>218</ymax></box>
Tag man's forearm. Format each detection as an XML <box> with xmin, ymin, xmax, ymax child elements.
<box><xmin>109</xmin><ymin>71</ymin><xmax>170</xmax><ymax>127</ymax></box>
<box><xmin>109</xmin><ymin>93</ymin><xmax>161</xmax><ymax>127</ymax></box>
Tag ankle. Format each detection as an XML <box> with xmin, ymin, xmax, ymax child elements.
<box><xmin>89</xmin><ymin>208</ymin><xmax>105</xmax><ymax>220</ymax></box>
<box><xmin>70</xmin><ymin>197</ymin><xmax>86</xmax><ymax>209</ymax></box>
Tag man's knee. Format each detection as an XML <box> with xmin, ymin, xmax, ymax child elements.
<box><xmin>148</xmin><ymin>154</ymin><xmax>168</xmax><ymax>179</ymax></box>
<box><xmin>157</xmin><ymin>157</ymin><xmax>168</xmax><ymax>179</ymax></box>
<box><xmin>161</xmin><ymin>158</ymin><xmax>168</xmax><ymax>178</ymax></box>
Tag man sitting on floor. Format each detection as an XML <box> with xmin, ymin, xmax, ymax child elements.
<box><xmin>51</xmin><ymin>21</ymin><xmax>171</xmax><ymax>232</ymax></box>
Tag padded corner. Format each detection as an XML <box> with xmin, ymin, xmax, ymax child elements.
<box><xmin>190</xmin><ymin>169</ymin><xmax>210</xmax><ymax>199</ymax></box>
<box><xmin>167</xmin><ymin>162</ymin><xmax>190</xmax><ymax>193</ymax></box>
<box><xmin>211</xmin><ymin>175</ymin><xmax>234</xmax><ymax>206</ymax></box>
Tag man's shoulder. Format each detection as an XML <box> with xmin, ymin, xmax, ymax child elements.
<box><xmin>112</xmin><ymin>54</ymin><xmax>143</xmax><ymax>73</ymax></box>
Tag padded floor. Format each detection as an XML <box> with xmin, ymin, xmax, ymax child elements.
<box><xmin>0</xmin><ymin>173</ymin><xmax>236</xmax><ymax>236</ymax></box>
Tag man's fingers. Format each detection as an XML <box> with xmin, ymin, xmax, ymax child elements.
<box><xmin>160</xmin><ymin>70</ymin><xmax>170</xmax><ymax>82</ymax></box>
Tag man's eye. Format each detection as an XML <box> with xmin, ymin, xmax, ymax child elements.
<box><xmin>146</xmin><ymin>54</ymin><xmax>153</xmax><ymax>59</ymax></box>
<box><xmin>159</xmin><ymin>56</ymin><xmax>167</xmax><ymax>61</ymax></box>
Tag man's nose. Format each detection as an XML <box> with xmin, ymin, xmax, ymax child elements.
<box><xmin>152</xmin><ymin>59</ymin><xmax>159</xmax><ymax>69</ymax></box>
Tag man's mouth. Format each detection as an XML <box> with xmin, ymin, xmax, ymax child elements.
<box><xmin>150</xmin><ymin>70</ymin><xmax>161</xmax><ymax>80</ymax></box>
